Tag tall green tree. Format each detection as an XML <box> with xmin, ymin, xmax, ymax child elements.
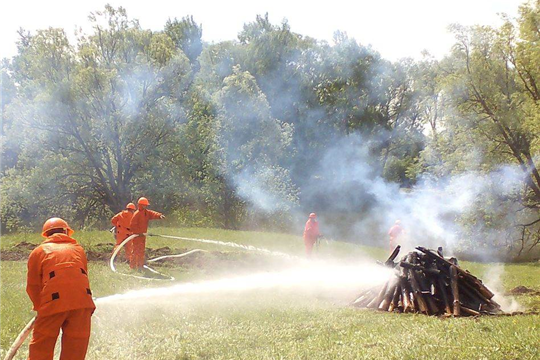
<box><xmin>1</xmin><ymin>6</ymin><xmax>192</xmax><ymax>229</ymax></box>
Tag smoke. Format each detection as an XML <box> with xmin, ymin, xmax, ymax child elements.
<box><xmin>483</xmin><ymin>265</ymin><xmax>523</xmax><ymax>313</ymax></box>
<box><xmin>189</xmin><ymin>19</ymin><xmax>538</xmax><ymax>261</ymax></box>
<box><xmin>227</xmin><ymin>125</ymin><xmax>528</xmax><ymax>258</ymax></box>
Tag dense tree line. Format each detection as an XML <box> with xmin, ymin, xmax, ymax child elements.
<box><xmin>1</xmin><ymin>2</ymin><xmax>539</xmax><ymax>258</ymax></box>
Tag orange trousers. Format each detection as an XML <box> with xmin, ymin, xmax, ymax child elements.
<box><xmin>129</xmin><ymin>235</ymin><xmax>146</xmax><ymax>269</ymax></box>
<box><xmin>29</xmin><ymin>308</ymin><xmax>93</xmax><ymax>360</ymax></box>
<box><xmin>113</xmin><ymin>233</ymin><xmax>133</xmax><ymax>261</ymax></box>
<box><xmin>304</xmin><ymin>237</ymin><xmax>317</xmax><ymax>257</ymax></box>
<box><xmin>389</xmin><ymin>236</ymin><xmax>400</xmax><ymax>252</ymax></box>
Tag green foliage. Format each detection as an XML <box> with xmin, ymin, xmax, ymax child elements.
<box><xmin>1</xmin><ymin>3</ymin><xmax>539</xmax><ymax>257</ymax></box>
<box><xmin>415</xmin><ymin>1</ymin><xmax>540</xmax><ymax>256</ymax></box>
<box><xmin>164</xmin><ymin>16</ymin><xmax>203</xmax><ymax>65</ymax></box>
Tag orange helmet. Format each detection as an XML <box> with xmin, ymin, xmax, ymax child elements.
<box><xmin>309</xmin><ymin>213</ymin><xmax>317</xmax><ymax>218</ymax></box>
<box><xmin>41</xmin><ymin>217</ymin><xmax>74</xmax><ymax>238</ymax></box>
<box><xmin>126</xmin><ymin>203</ymin><xmax>136</xmax><ymax>210</ymax></box>
<box><xmin>138</xmin><ymin>197</ymin><xmax>150</xmax><ymax>206</ymax></box>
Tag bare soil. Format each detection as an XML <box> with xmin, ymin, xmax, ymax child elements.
<box><xmin>508</xmin><ymin>286</ymin><xmax>540</xmax><ymax>296</ymax></box>
<box><xmin>1</xmin><ymin>242</ymin><xmax>293</xmax><ymax>274</ymax></box>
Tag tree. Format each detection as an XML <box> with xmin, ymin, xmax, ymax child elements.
<box><xmin>213</xmin><ymin>66</ymin><xmax>298</xmax><ymax>227</ymax></box>
<box><xmin>423</xmin><ymin>1</ymin><xmax>540</xmax><ymax>255</ymax></box>
<box><xmin>164</xmin><ymin>16</ymin><xmax>203</xmax><ymax>66</ymax></box>
<box><xmin>2</xmin><ymin>5</ymin><xmax>192</xmax><ymax>229</ymax></box>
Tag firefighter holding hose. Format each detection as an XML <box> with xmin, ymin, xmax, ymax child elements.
<box><xmin>26</xmin><ymin>218</ymin><xmax>95</xmax><ymax>360</ymax></box>
<box><xmin>111</xmin><ymin>202</ymin><xmax>136</xmax><ymax>260</ymax></box>
<box><xmin>128</xmin><ymin>197</ymin><xmax>165</xmax><ymax>270</ymax></box>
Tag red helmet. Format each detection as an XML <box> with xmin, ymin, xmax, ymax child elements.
<box><xmin>42</xmin><ymin>217</ymin><xmax>74</xmax><ymax>238</ymax></box>
<box><xmin>309</xmin><ymin>213</ymin><xmax>317</xmax><ymax>218</ymax></box>
<box><xmin>126</xmin><ymin>203</ymin><xmax>136</xmax><ymax>210</ymax></box>
<box><xmin>138</xmin><ymin>197</ymin><xmax>150</xmax><ymax>206</ymax></box>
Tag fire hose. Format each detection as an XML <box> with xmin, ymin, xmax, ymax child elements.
<box><xmin>3</xmin><ymin>317</ymin><xmax>35</xmax><ymax>360</ymax></box>
<box><xmin>110</xmin><ymin>233</ymin><xmax>206</xmax><ymax>281</ymax></box>
<box><xmin>5</xmin><ymin>232</ymin><xmax>292</xmax><ymax>359</ymax></box>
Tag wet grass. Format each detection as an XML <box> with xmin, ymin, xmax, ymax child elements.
<box><xmin>1</xmin><ymin>228</ymin><xmax>539</xmax><ymax>359</ymax></box>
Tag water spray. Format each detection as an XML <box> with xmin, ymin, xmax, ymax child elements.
<box><xmin>5</xmin><ymin>233</ymin><xmax>310</xmax><ymax>359</ymax></box>
<box><xmin>109</xmin><ymin>232</ymin><xmax>296</xmax><ymax>281</ymax></box>
<box><xmin>147</xmin><ymin>233</ymin><xmax>297</xmax><ymax>259</ymax></box>
<box><xmin>109</xmin><ymin>234</ymin><xmax>209</xmax><ymax>281</ymax></box>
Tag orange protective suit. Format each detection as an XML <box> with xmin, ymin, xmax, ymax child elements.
<box><xmin>111</xmin><ymin>209</ymin><xmax>134</xmax><ymax>260</ymax></box>
<box><xmin>303</xmin><ymin>219</ymin><xmax>320</xmax><ymax>257</ymax></box>
<box><xmin>388</xmin><ymin>224</ymin><xmax>403</xmax><ymax>251</ymax></box>
<box><xmin>26</xmin><ymin>233</ymin><xmax>96</xmax><ymax>360</ymax></box>
<box><xmin>128</xmin><ymin>207</ymin><xmax>163</xmax><ymax>269</ymax></box>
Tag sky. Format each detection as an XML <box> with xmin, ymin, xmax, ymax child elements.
<box><xmin>0</xmin><ymin>0</ymin><xmax>527</xmax><ymax>61</ymax></box>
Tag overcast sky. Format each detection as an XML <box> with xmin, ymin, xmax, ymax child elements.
<box><xmin>0</xmin><ymin>0</ymin><xmax>527</xmax><ymax>61</ymax></box>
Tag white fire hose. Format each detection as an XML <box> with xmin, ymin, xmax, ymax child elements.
<box><xmin>110</xmin><ymin>233</ymin><xmax>206</xmax><ymax>281</ymax></box>
<box><xmin>4</xmin><ymin>233</ymin><xmax>207</xmax><ymax>359</ymax></box>
<box><xmin>5</xmin><ymin>231</ymin><xmax>293</xmax><ymax>359</ymax></box>
<box><xmin>3</xmin><ymin>317</ymin><xmax>35</xmax><ymax>360</ymax></box>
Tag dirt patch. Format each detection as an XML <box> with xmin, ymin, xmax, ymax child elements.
<box><xmin>1</xmin><ymin>241</ymin><xmax>293</xmax><ymax>275</ymax></box>
<box><xmin>507</xmin><ymin>286</ymin><xmax>540</xmax><ymax>296</ymax></box>
<box><xmin>86</xmin><ymin>243</ymin><xmax>115</xmax><ymax>261</ymax></box>
<box><xmin>1</xmin><ymin>241</ymin><xmax>38</xmax><ymax>260</ymax></box>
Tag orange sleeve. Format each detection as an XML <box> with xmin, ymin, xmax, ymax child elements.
<box><xmin>111</xmin><ymin>212</ymin><xmax>122</xmax><ymax>226</ymax></box>
<box><xmin>147</xmin><ymin>210</ymin><xmax>163</xmax><ymax>220</ymax></box>
<box><xmin>26</xmin><ymin>248</ymin><xmax>43</xmax><ymax>309</ymax></box>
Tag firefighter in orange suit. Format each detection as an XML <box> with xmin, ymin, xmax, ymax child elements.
<box><xmin>111</xmin><ymin>202</ymin><xmax>136</xmax><ymax>259</ymax></box>
<box><xmin>303</xmin><ymin>212</ymin><xmax>320</xmax><ymax>257</ymax></box>
<box><xmin>26</xmin><ymin>218</ymin><xmax>96</xmax><ymax>360</ymax></box>
<box><xmin>128</xmin><ymin>197</ymin><xmax>164</xmax><ymax>270</ymax></box>
<box><xmin>388</xmin><ymin>220</ymin><xmax>404</xmax><ymax>251</ymax></box>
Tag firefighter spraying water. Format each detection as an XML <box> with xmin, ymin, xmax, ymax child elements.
<box><xmin>22</xmin><ymin>218</ymin><xmax>96</xmax><ymax>360</ymax></box>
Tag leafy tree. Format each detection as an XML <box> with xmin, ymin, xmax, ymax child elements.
<box><xmin>164</xmin><ymin>16</ymin><xmax>203</xmax><ymax>66</ymax></box>
<box><xmin>213</xmin><ymin>66</ymin><xmax>298</xmax><ymax>227</ymax></box>
<box><xmin>1</xmin><ymin>6</ymin><xmax>191</xmax><ymax>229</ymax></box>
<box><xmin>419</xmin><ymin>1</ymin><xmax>540</xmax><ymax>255</ymax></box>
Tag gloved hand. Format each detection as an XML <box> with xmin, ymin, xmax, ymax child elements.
<box><xmin>160</xmin><ymin>214</ymin><xmax>166</xmax><ymax>219</ymax></box>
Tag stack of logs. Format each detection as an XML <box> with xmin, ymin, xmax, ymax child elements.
<box><xmin>352</xmin><ymin>246</ymin><xmax>502</xmax><ymax>316</ymax></box>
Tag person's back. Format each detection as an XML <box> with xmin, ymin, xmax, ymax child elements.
<box><xmin>27</xmin><ymin>233</ymin><xmax>94</xmax><ymax>316</ymax></box>
<box><xmin>26</xmin><ymin>218</ymin><xmax>95</xmax><ymax>360</ymax></box>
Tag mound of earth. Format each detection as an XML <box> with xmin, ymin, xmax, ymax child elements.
<box><xmin>508</xmin><ymin>286</ymin><xmax>540</xmax><ymax>296</ymax></box>
<box><xmin>1</xmin><ymin>241</ymin><xmax>37</xmax><ymax>260</ymax></box>
<box><xmin>2</xmin><ymin>241</ymin><xmax>293</xmax><ymax>276</ymax></box>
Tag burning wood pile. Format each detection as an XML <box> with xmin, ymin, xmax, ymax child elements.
<box><xmin>353</xmin><ymin>246</ymin><xmax>502</xmax><ymax>316</ymax></box>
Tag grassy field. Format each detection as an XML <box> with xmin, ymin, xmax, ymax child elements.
<box><xmin>1</xmin><ymin>227</ymin><xmax>539</xmax><ymax>359</ymax></box>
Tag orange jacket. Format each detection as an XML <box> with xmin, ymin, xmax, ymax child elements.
<box><xmin>128</xmin><ymin>208</ymin><xmax>162</xmax><ymax>234</ymax></box>
<box><xmin>111</xmin><ymin>210</ymin><xmax>134</xmax><ymax>239</ymax></box>
<box><xmin>388</xmin><ymin>225</ymin><xmax>403</xmax><ymax>238</ymax></box>
<box><xmin>26</xmin><ymin>234</ymin><xmax>96</xmax><ymax>316</ymax></box>
<box><xmin>303</xmin><ymin>219</ymin><xmax>320</xmax><ymax>240</ymax></box>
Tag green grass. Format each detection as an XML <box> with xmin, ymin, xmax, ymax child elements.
<box><xmin>0</xmin><ymin>227</ymin><xmax>388</xmax><ymax>260</ymax></box>
<box><xmin>1</xmin><ymin>227</ymin><xmax>539</xmax><ymax>359</ymax></box>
